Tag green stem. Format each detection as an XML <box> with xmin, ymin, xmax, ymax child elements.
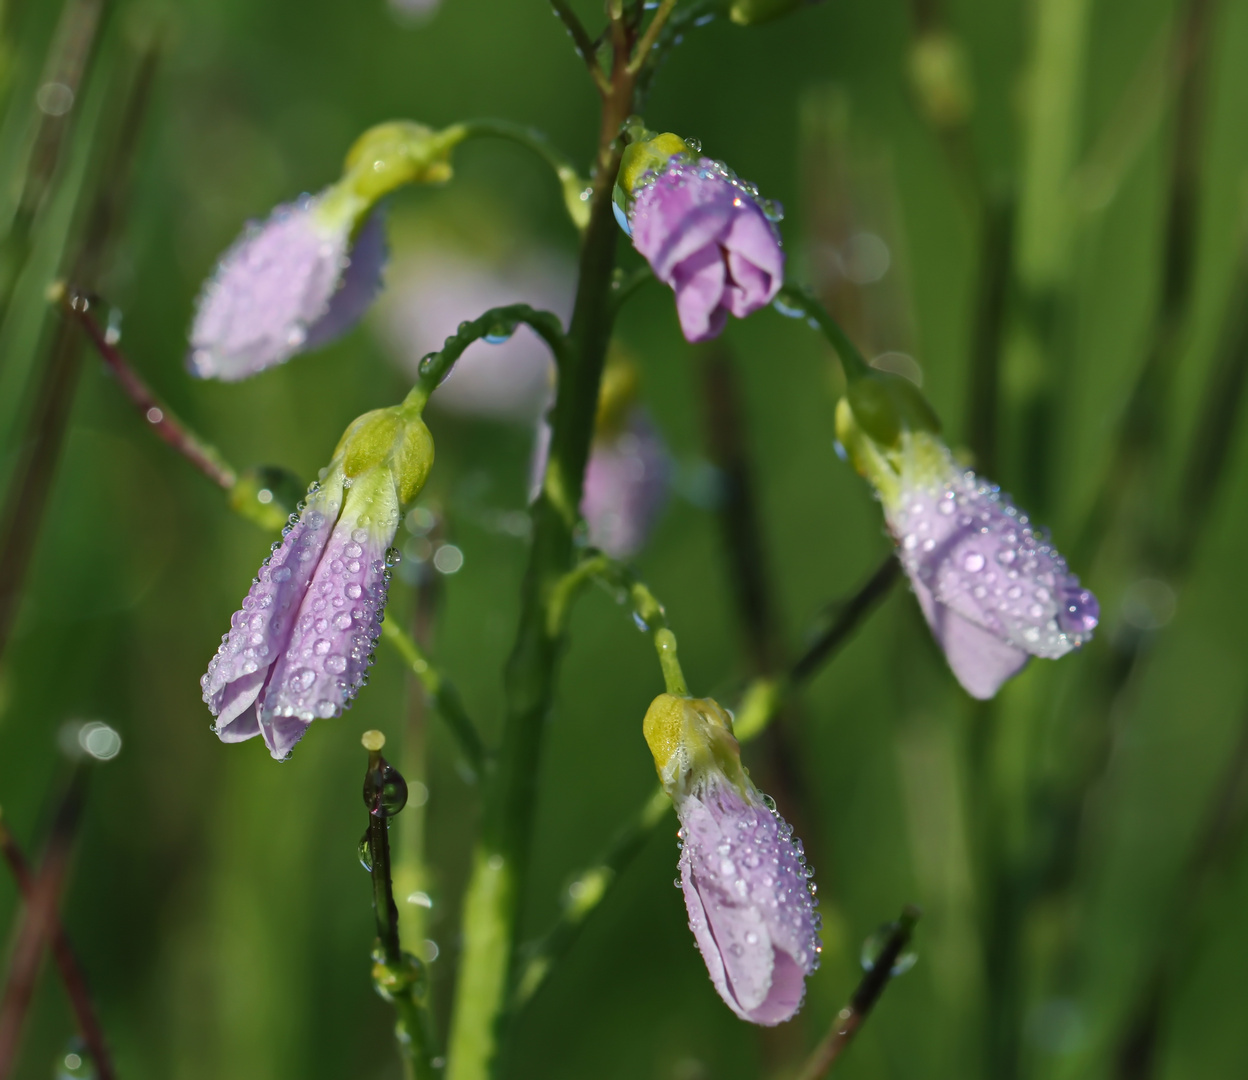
<box><xmin>403</xmin><ymin>303</ymin><xmax>568</xmax><ymax>415</ymax></box>
<box><xmin>511</xmin><ymin>787</ymin><xmax>671</xmax><ymax>1008</ymax></box>
<box><xmin>382</xmin><ymin>620</ymin><xmax>489</xmax><ymax>782</ymax></box>
<box><xmin>510</xmin><ymin>556</ymin><xmax>900</xmax><ymax>1018</ymax></box>
<box><xmin>548</xmin><ymin>1</ymin><xmax>610</xmax><ymax>95</ymax></box>
<box><xmin>552</xmin><ymin>553</ymin><xmax>687</xmax><ymax>695</ymax></box>
<box><xmin>774</xmin><ymin>283</ymin><xmax>872</xmax><ymax>382</ymax></box>
<box><xmin>444</xmin><ymin>26</ymin><xmax>637</xmax><ymax>1077</ymax></box>
<box><xmin>445</xmin><ymin>119</ymin><xmax>591</xmax><ymax>229</ymax></box>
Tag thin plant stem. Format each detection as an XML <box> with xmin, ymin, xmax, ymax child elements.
<box><xmin>0</xmin><ymin>36</ymin><xmax>157</xmax><ymax>664</ymax></box>
<box><xmin>382</xmin><ymin>620</ymin><xmax>488</xmax><ymax>782</ymax></box>
<box><xmin>363</xmin><ymin>735</ymin><xmax>440</xmax><ymax>1080</ymax></box>
<box><xmin>0</xmin><ymin>0</ymin><xmax>109</xmax><ymax>324</ymax></box>
<box><xmin>403</xmin><ymin>303</ymin><xmax>567</xmax><ymax>414</ymax></box>
<box><xmin>0</xmin><ymin>812</ymin><xmax>114</xmax><ymax>1080</ymax></box>
<box><xmin>64</xmin><ymin>290</ymin><xmax>237</xmax><ymax>488</ymax></box>
<box><xmin>626</xmin><ymin>0</ymin><xmax>678</xmax><ymax>75</ymax></box>
<box><xmin>964</xmin><ymin>195</ymin><xmax>1014</xmax><ymax>476</ymax></box>
<box><xmin>773</xmin><ymin>284</ymin><xmax>872</xmax><ymax>381</ymax></box>
<box><xmin>444</xmin><ymin>21</ymin><xmax>639</xmax><ymax>1075</ymax></box>
<box><xmin>448</xmin><ymin>119</ymin><xmax>590</xmax><ymax>229</ymax></box>
<box><xmin>697</xmin><ymin>345</ymin><xmax>782</xmax><ymax>674</ymax></box>
<box><xmin>511</xmin><ymin>558</ymin><xmax>900</xmax><ymax>1013</ymax></box>
<box><xmin>548</xmin><ymin>0</ymin><xmax>610</xmax><ymax>94</ymax></box>
<box><xmin>793</xmin><ymin>906</ymin><xmax>921</xmax><ymax>1080</ymax></box>
<box><xmin>0</xmin><ymin>765</ymin><xmax>89</xmax><ymax>1080</ymax></box>
<box><xmin>511</xmin><ymin>787</ymin><xmax>670</xmax><ymax>1008</ymax></box>
<box><xmin>552</xmin><ymin>552</ymin><xmax>688</xmax><ymax>694</ymax></box>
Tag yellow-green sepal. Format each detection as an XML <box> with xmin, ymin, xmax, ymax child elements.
<box><xmin>333</xmin><ymin>405</ymin><xmax>435</xmax><ymax>508</ymax></box>
<box><xmin>642</xmin><ymin>694</ymin><xmax>749</xmax><ymax>801</ymax></box>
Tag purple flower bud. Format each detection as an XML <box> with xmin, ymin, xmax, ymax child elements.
<box><xmin>643</xmin><ymin>694</ymin><xmax>820</xmax><ymax>1024</ymax></box>
<box><xmin>188</xmin><ymin>195</ymin><xmax>387</xmax><ymax>381</ymax></box>
<box><xmin>886</xmin><ymin>444</ymin><xmax>1099</xmax><ymax>699</ymax></box>
<box><xmin>581</xmin><ymin>409</ymin><xmax>671</xmax><ymax>558</ymax></box>
<box><xmin>530</xmin><ymin>408</ymin><xmax>671</xmax><ymax>560</ymax></box>
<box><xmin>202</xmin><ymin>470</ymin><xmax>401</xmax><ymax>759</ymax></box>
<box><xmin>627</xmin><ymin>157</ymin><xmax>784</xmax><ymax>343</ymax></box>
<box><xmin>679</xmin><ymin>777</ymin><xmax>821</xmax><ymax>1024</ymax></box>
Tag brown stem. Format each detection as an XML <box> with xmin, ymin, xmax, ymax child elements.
<box><xmin>0</xmin><ymin>814</ymin><xmax>114</xmax><ymax>1080</ymax></box>
<box><xmin>65</xmin><ymin>293</ymin><xmax>236</xmax><ymax>490</ymax></box>
<box><xmin>0</xmin><ymin>39</ymin><xmax>158</xmax><ymax>663</ymax></box>
<box><xmin>0</xmin><ymin>768</ymin><xmax>90</xmax><ymax>1080</ymax></box>
<box><xmin>794</xmin><ymin>906</ymin><xmax>921</xmax><ymax>1080</ymax></box>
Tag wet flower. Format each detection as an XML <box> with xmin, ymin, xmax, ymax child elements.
<box><xmin>616</xmin><ymin>131</ymin><xmax>784</xmax><ymax>343</ymax></box>
<box><xmin>188</xmin><ymin>196</ymin><xmax>387</xmax><ymax>381</ymax></box>
<box><xmin>202</xmin><ymin>408</ymin><xmax>433</xmax><ymax>759</ymax></box>
<box><xmin>837</xmin><ymin>390</ymin><xmax>1098</xmax><ymax>698</ymax></box>
<box><xmin>643</xmin><ymin>694</ymin><xmax>820</xmax><ymax>1024</ymax></box>
<box><xmin>374</xmin><ymin>245</ymin><xmax>573</xmax><ymax>422</ymax></box>
<box><xmin>189</xmin><ymin>120</ymin><xmax>461</xmax><ymax>381</ymax></box>
<box><xmin>530</xmin><ymin>353</ymin><xmax>671</xmax><ymax>558</ymax></box>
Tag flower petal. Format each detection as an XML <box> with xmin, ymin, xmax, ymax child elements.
<box><xmin>259</xmin><ymin>473</ymin><xmax>400</xmax><ymax>758</ymax></box>
<box><xmin>671</xmin><ymin>245</ymin><xmax>729</xmax><ymax>343</ymax></box>
<box><xmin>201</xmin><ymin>475</ymin><xmax>344</xmax><ymax>738</ymax></box>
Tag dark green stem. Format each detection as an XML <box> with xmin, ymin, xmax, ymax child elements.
<box><xmin>363</xmin><ymin>744</ymin><xmax>439</xmax><ymax>1080</ymax></box>
<box><xmin>794</xmin><ymin>906</ymin><xmax>921</xmax><ymax>1080</ymax></box>
<box><xmin>774</xmin><ymin>283</ymin><xmax>872</xmax><ymax>381</ymax></box>
<box><xmin>404</xmin><ymin>303</ymin><xmax>567</xmax><ymax>414</ymax></box>
<box><xmin>444</xmin><ymin>19</ymin><xmax>637</xmax><ymax>1076</ymax></box>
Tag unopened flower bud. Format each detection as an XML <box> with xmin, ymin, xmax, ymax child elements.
<box><xmin>836</xmin><ymin>402</ymin><xmax>1098</xmax><ymax>698</ymax></box>
<box><xmin>643</xmin><ymin>694</ymin><xmax>820</xmax><ymax>1025</ymax></box>
<box><xmin>614</xmin><ymin>126</ymin><xmax>784</xmax><ymax>343</ymax></box>
<box><xmin>202</xmin><ymin>409</ymin><xmax>433</xmax><ymax>760</ymax></box>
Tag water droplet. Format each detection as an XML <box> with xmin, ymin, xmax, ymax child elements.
<box><xmin>860</xmin><ymin>922</ymin><xmax>918</xmax><ymax>976</ymax></box>
<box><xmin>963</xmin><ymin>552</ymin><xmax>985</xmax><ymax>573</ymax></box>
<box><xmin>358</xmin><ymin>833</ymin><xmax>373</xmax><ymax>871</ymax></box>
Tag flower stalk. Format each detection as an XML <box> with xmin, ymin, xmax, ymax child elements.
<box><xmin>361</xmin><ymin>732</ymin><xmax>440</xmax><ymax>1080</ymax></box>
<box><xmin>444</xmin><ymin>11</ymin><xmax>644</xmax><ymax>1075</ymax></box>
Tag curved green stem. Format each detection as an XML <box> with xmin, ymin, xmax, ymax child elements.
<box><xmin>774</xmin><ymin>283</ymin><xmax>872</xmax><ymax>382</ymax></box>
<box><xmin>444</xmin><ymin>119</ymin><xmax>591</xmax><ymax>230</ymax></box>
<box><xmin>403</xmin><ymin>303</ymin><xmax>568</xmax><ymax>415</ymax></box>
<box><xmin>552</xmin><ymin>553</ymin><xmax>687</xmax><ymax>695</ymax></box>
<box><xmin>510</xmin><ymin>555</ymin><xmax>901</xmax><ymax>1016</ymax></box>
<box><xmin>381</xmin><ymin>620</ymin><xmax>489</xmax><ymax>782</ymax></box>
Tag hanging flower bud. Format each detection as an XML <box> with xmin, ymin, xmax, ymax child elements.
<box><xmin>836</xmin><ymin>383</ymin><xmax>1098</xmax><ymax>698</ymax></box>
<box><xmin>614</xmin><ymin>128</ymin><xmax>784</xmax><ymax>343</ymax></box>
<box><xmin>643</xmin><ymin>694</ymin><xmax>820</xmax><ymax>1025</ymax></box>
<box><xmin>530</xmin><ymin>352</ymin><xmax>671</xmax><ymax>558</ymax></box>
<box><xmin>202</xmin><ymin>407</ymin><xmax>434</xmax><ymax>759</ymax></box>
<box><xmin>189</xmin><ymin>121</ymin><xmax>460</xmax><ymax>381</ymax></box>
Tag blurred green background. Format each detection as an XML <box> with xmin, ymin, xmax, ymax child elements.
<box><xmin>2</xmin><ymin>0</ymin><xmax>1248</xmax><ymax>1077</ymax></box>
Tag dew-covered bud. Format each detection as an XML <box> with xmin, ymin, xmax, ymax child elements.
<box><xmin>342</xmin><ymin>121</ymin><xmax>458</xmax><ymax>202</ymax></box>
<box><xmin>614</xmin><ymin>129</ymin><xmax>784</xmax><ymax>343</ymax></box>
<box><xmin>837</xmin><ymin>401</ymin><xmax>1099</xmax><ymax>698</ymax></box>
<box><xmin>188</xmin><ymin>195</ymin><xmax>387</xmax><ymax>381</ymax></box>
<box><xmin>643</xmin><ymin>694</ymin><xmax>821</xmax><ymax>1025</ymax></box>
<box><xmin>202</xmin><ymin>409</ymin><xmax>434</xmax><ymax>759</ymax></box>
